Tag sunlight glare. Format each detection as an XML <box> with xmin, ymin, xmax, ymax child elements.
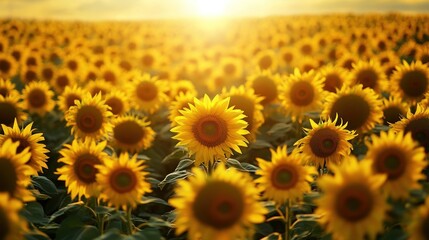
<box><xmin>194</xmin><ymin>0</ymin><xmax>229</xmax><ymax>17</ymax></box>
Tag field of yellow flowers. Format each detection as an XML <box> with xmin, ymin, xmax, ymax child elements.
<box><xmin>0</xmin><ymin>13</ymin><xmax>429</xmax><ymax>240</ymax></box>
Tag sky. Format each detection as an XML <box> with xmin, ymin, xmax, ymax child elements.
<box><xmin>0</xmin><ymin>0</ymin><xmax>428</xmax><ymax>20</ymax></box>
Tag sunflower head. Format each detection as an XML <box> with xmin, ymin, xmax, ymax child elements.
<box><xmin>127</xmin><ymin>74</ymin><xmax>169</xmax><ymax>114</ymax></box>
<box><xmin>391</xmin><ymin>61</ymin><xmax>429</xmax><ymax>104</ymax></box>
<box><xmin>0</xmin><ymin>193</ymin><xmax>28</xmax><ymax>240</ymax></box>
<box><xmin>246</xmin><ymin>70</ymin><xmax>280</xmax><ymax>105</ymax></box>
<box><xmin>0</xmin><ymin>53</ymin><xmax>17</xmax><ymax>78</ymax></box>
<box><xmin>57</xmin><ymin>85</ymin><xmax>85</xmax><ymax>113</ymax></box>
<box><xmin>171</xmin><ymin>95</ymin><xmax>249</xmax><ymax>166</ymax></box>
<box><xmin>169</xmin><ymin>92</ymin><xmax>196</xmax><ymax>126</ymax></box>
<box><xmin>22</xmin><ymin>81</ymin><xmax>55</xmax><ymax>116</ymax></box>
<box><xmin>349</xmin><ymin>60</ymin><xmax>387</xmax><ymax>92</ymax></box>
<box><xmin>96</xmin><ymin>152</ymin><xmax>152</xmax><ymax>210</ymax></box>
<box><xmin>318</xmin><ymin>64</ymin><xmax>350</xmax><ymax>93</ymax></box>
<box><xmin>169</xmin><ymin>164</ymin><xmax>267</xmax><ymax>240</ymax></box>
<box><xmin>0</xmin><ymin>95</ymin><xmax>26</xmax><ymax>128</ymax></box>
<box><xmin>51</xmin><ymin>68</ymin><xmax>75</xmax><ymax>94</ymax></box>
<box><xmin>382</xmin><ymin>96</ymin><xmax>408</xmax><ymax>125</ymax></box>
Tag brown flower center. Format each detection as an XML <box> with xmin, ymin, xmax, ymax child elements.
<box><xmin>42</xmin><ymin>67</ymin><xmax>54</xmax><ymax>81</ymax></box>
<box><xmin>290</xmin><ymin>81</ymin><xmax>315</xmax><ymax>106</ymax></box>
<box><xmin>383</xmin><ymin>106</ymin><xmax>404</xmax><ymax>125</ymax></box>
<box><xmin>301</xmin><ymin>44</ymin><xmax>313</xmax><ymax>55</ymax></box>
<box><xmin>282</xmin><ymin>52</ymin><xmax>293</xmax><ymax>63</ymax></box>
<box><xmin>114</xmin><ymin>120</ymin><xmax>145</xmax><ymax>146</ymax></box>
<box><xmin>259</xmin><ymin>55</ymin><xmax>273</xmax><ymax>70</ymax></box>
<box><xmin>193</xmin><ymin>115</ymin><xmax>228</xmax><ymax>147</ymax></box>
<box><xmin>329</xmin><ymin>94</ymin><xmax>370</xmax><ymax>131</ymax></box>
<box><xmin>28</xmin><ymin>88</ymin><xmax>47</xmax><ymax>108</ymax></box>
<box><xmin>0</xmin><ymin>88</ymin><xmax>8</xmax><ymax>97</ymax></box>
<box><xmin>336</xmin><ymin>184</ymin><xmax>373</xmax><ymax>222</ymax></box>
<box><xmin>0</xmin><ymin>59</ymin><xmax>11</xmax><ymax>74</ymax></box>
<box><xmin>193</xmin><ymin>181</ymin><xmax>244</xmax><ymax>229</ymax></box>
<box><xmin>356</xmin><ymin>69</ymin><xmax>378</xmax><ymax>90</ymax></box>
<box><xmin>0</xmin><ymin>157</ymin><xmax>18</xmax><ymax>196</ymax></box>
<box><xmin>24</xmin><ymin>70</ymin><xmax>37</xmax><ymax>83</ymax></box>
<box><xmin>65</xmin><ymin>94</ymin><xmax>81</xmax><ymax>110</ymax></box>
<box><xmin>76</xmin><ymin>105</ymin><xmax>104</xmax><ymax>134</ymax></box>
<box><xmin>0</xmin><ymin>208</ymin><xmax>10</xmax><ymax>239</ymax></box>
<box><xmin>400</xmin><ymin>70</ymin><xmax>428</xmax><ymax>98</ymax></box>
<box><xmin>229</xmin><ymin>95</ymin><xmax>254</xmax><ymax>133</ymax></box>
<box><xmin>374</xmin><ymin>147</ymin><xmax>406</xmax><ymax>180</ymax></box>
<box><xmin>421</xmin><ymin>54</ymin><xmax>429</xmax><ymax>65</ymax></box>
<box><xmin>252</xmin><ymin>76</ymin><xmax>277</xmax><ymax>105</ymax></box>
<box><xmin>309</xmin><ymin>128</ymin><xmax>340</xmax><ymax>158</ymax></box>
<box><xmin>342</xmin><ymin>59</ymin><xmax>355</xmax><ymax>70</ymax></box>
<box><xmin>67</xmin><ymin>60</ymin><xmax>78</xmax><ymax>71</ymax></box>
<box><xmin>404</xmin><ymin>117</ymin><xmax>429</xmax><ymax>153</ymax></box>
<box><xmin>142</xmin><ymin>54</ymin><xmax>154</xmax><ymax>67</ymax></box>
<box><xmin>271</xmin><ymin>164</ymin><xmax>299</xmax><ymax>190</ymax></box>
<box><xmin>106</xmin><ymin>97</ymin><xmax>124</xmax><ymax>115</ymax></box>
<box><xmin>109</xmin><ymin>168</ymin><xmax>137</xmax><ymax>193</ymax></box>
<box><xmin>224</xmin><ymin>63</ymin><xmax>237</xmax><ymax>76</ymax></box>
<box><xmin>103</xmin><ymin>71</ymin><xmax>116</xmax><ymax>84</ymax></box>
<box><xmin>0</xmin><ymin>102</ymin><xmax>17</xmax><ymax>127</ymax></box>
<box><xmin>420</xmin><ymin>214</ymin><xmax>429</xmax><ymax>240</ymax></box>
<box><xmin>56</xmin><ymin>75</ymin><xmax>69</xmax><ymax>89</ymax></box>
<box><xmin>73</xmin><ymin>153</ymin><xmax>100</xmax><ymax>184</ymax></box>
<box><xmin>136</xmin><ymin>82</ymin><xmax>158</xmax><ymax>101</ymax></box>
<box><xmin>324</xmin><ymin>73</ymin><xmax>342</xmax><ymax>93</ymax></box>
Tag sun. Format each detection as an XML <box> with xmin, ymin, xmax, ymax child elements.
<box><xmin>194</xmin><ymin>0</ymin><xmax>229</xmax><ymax>17</ymax></box>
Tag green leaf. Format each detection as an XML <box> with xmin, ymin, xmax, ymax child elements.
<box><xmin>261</xmin><ymin>232</ymin><xmax>282</xmax><ymax>240</ymax></box>
<box><xmin>249</xmin><ymin>139</ymin><xmax>273</xmax><ymax>149</ymax></box>
<box><xmin>21</xmin><ymin>202</ymin><xmax>48</xmax><ymax>225</ymax></box>
<box><xmin>56</xmin><ymin>216</ymin><xmax>100</xmax><ymax>240</ymax></box>
<box><xmin>93</xmin><ymin>229</ymin><xmax>125</xmax><ymax>240</ymax></box>
<box><xmin>267</xmin><ymin>122</ymin><xmax>292</xmax><ymax>136</ymax></box>
<box><xmin>140</xmin><ymin>196</ymin><xmax>170</xmax><ymax>206</ymax></box>
<box><xmin>161</xmin><ymin>147</ymin><xmax>187</xmax><ymax>165</ymax></box>
<box><xmin>158</xmin><ymin>170</ymin><xmax>191</xmax><ymax>190</ymax></box>
<box><xmin>129</xmin><ymin>228</ymin><xmax>162</xmax><ymax>240</ymax></box>
<box><xmin>175</xmin><ymin>159</ymin><xmax>195</xmax><ymax>171</ymax></box>
<box><xmin>32</xmin><ymin>176</ymin><xmax>58</xmax><ymax>195</ymax></box>
<box><xmin>24</xmin><ymin>231</ymin><xmax>51</xmax><ymax>240</ymax></box>
<box><xmin>49</xmin><ymin>202</ymin><xmax>83</xmax><ymax>223</ymax></box>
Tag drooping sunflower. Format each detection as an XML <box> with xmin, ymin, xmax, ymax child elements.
<box><xmin>127</xmin><ymin>74</ymin><xmax>169</xmax><ymax>114</ymax></box>
<box><xmin>255</xmin><ymin>146</ymin><xmax>316</xmax><ymax>205</ymax></box>
<box><xmin>390</xmin><ymin>61</ymin><xmax>429</xmax><ymax>104</ymax></box>
<box><xmin>349</xmin><ymin>60</ymin><xmax>387</xmax><ymax>92</ymax></box>
<box><xmin>171</xmin><ymin>95</ymin><xmax>249</xmax><ymax>166</ymax></box>
<box><xmin>315</xmin><ymin>156</ymin><xmax>388</xmax><ymax>240</ymax></box>
<box><xmin>221</xmin><ymin>85</ymin><xmax>265</xmax><ymax>141</ymax></box>
<box><xmin>0</xmin><ymin>78</ymin><xmax>19</xmax><ymax>98</ymax></box>
<box><xmin>56</xmin><ymin>138</ymin><xmax>108</xmax><ymax>200</ymax></box>
<box><xmin>246</xmin><ymin>70</ymin><xmax>280</xmax><ymax>105</ymax></box>
<box><xmin>104</xmin><ymin>90</ymin><xmax>130</xmax><ymax>116</ymax></box>
<box><xmin>57</xmin><ymin>85</ymin><xmax>85</xmax><ymax>113</ymax></box>
<box><xmin>391</xmin><ymin>104</ymin><xmax>429</xmax><ymax>153</ymax></box>
<box><xmin>318</xmin><ymin>65</ymin><xmax>350</xmax><ymax>93</ymax></box>
<box><xmin>279</xmin><ymin>69</ymin><xmax>324</xmax><ymax>122</ymax></box>
<box><xmin>168</xmin><ymin>92</ymin><xmax>195</xmax><ymax>126</ymax></box>
<box><xmin>169</xmin><ymin>163</ymin><xmax>267</xmax><ymax>240</ymax></box>
<box><xmin>408</xmin><ymin>198</ymin><xmax>429</xmax><ymax>240</ymax></box>
<box><xmin>381</xmin><ymin>96</ymin><xmax>409</xmax><ymax>125</ymax></box>
<box><xmin>0</xmin><ymin>139</ymin><xmax>34</xmax><ymax>202</ymax></box>
<box><xmin>65</xmin><ymin>93</ymin><xmax>112</xmax><ymax>140</ymax></box>
<box><xmin>322</xmin><ymin>85</ymin><xmax>383</xmax><ymax>133</ymax></box>
<box><xmin>0</xmin><ymin>119</ymin><xmax>49</xmax><ymax>174</ymax></box>
<box><xmin>22</xmin><ymin>81</ymin><xmax>55</xmax><ymax>116</ymax></box>
<box><xmin>96</xmin><ymin>152</ymin><xmax>152</xmax><ymax>210</ymax></box>
<box><xmin>364</xmin><ymin>130</ymin><xmax>426</xmax><ymax>199</ymax></box>
<box><xmin>295</xmin><ymin>117</ymin><xmax>357</xmax><ymax>167</ymax></box>
<box><xmin>0</xmin><ymin>193</ymin><xmax>28</xmax><ymax>240</ymax></box>
<box><xmin>0</xmin><ymin>95</ymin><xmax>26</xmax><ymax>128</ymax></box>
<box><xmin>109</xmin><ymin>115</ymin><xmax>155</xmax><ymax>153</ymax></box>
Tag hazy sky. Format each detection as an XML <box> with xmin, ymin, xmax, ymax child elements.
<box><xmin>0</xmin><ymin>0</ymin><xmax>428</xmax><ymax>20</ymax></box>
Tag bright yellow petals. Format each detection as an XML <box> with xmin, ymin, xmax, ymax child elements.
<box><xmin>96</xmin><ymin>152</ymin><xmax>152</xmax><ymax>210</ymax></box>
<box><xmin>127</xmin><ymin>74</ymin><xmax>169</xmax><ymax>114</ymax></box>
<box><xmin>256</xmin><ymin>146</ymin><xmax>316</xmax><ymax>205</ymax></box>
<box><xmin>57</xmin><ymin>85</ymin><xmax>85</xmax><ymax>113</ymax></box>
<box><xmin>110</xmin><ymin>115</ymin><xmax>155</xmax><ymax>153</ymax></box>
<box><xmin>0</xmin><ymin>119</ymin><xmax>49</xmax><ymax>174</ymax></box>
<box><xmin>295</xmin><ymin>116</ymin><xmax>357</xmax><ymax>167</ymax></box>
<box><xmin>364</xmin><ymin>130</ymin><xmax>426</xmax><ymax>199</ymax></box>
<box><xmin>65</xmin><ymin>93</ymin><xmax>112</xmax><ymax>140</ymax></box>
<box><xmin>103</xmin><ymin>90</ymin><xmax>130</xmax><ymax>116</ymax></box>
<box><xmin>349</xmin><ymin>60</ymin><xmax>387</xmax><ymax>92</ymax></box>
<box><xmin>0</xmin><ymin>53</ymin><xmax>18</xmax><ymax>78</ymax></box>
<box><xmin>390</xmin><ymin>61</ymin><xmax>429</xmax><ymax>104</ymax></box>
<box><xmin>169</xmin><ymin>92</ymin><xmax>195</xmax><ymax>126</ymax></box>
<box><xmin>169</xmin><ymin>164</ymin><xmax>267</xmax><ymax>240</ymax></box>
<box><xmin>22</xmin><ymin>81</ymin><xmax>55</xmax><ymax>116</ymax></box>
<box><xmin>316</xmin><ymin>156</ymin><xmax>388</xmax><ymax>240</ymax></box>
<box><xmin>56</xmin><ymin>138</ymin><xmax>109</xmax><ymax>200</ymax></box>
<box><xmin>0</xmin><ymin>78</ymin><xmax>19</xmax><ymax>98</ymax></box>
<box><xmin>318</xmin><ymin>65</ymin><xmax>350</xmax><ymax>93</ymax></box>
<box><xmin>171</xmin><ymin>95</ymin><xmax>249</xmax><ymax>166</ymax></box>
<box><xmin>0</xmin><ymin>193</ymin><xmax>28</xmax><ymax>240</ymax></box>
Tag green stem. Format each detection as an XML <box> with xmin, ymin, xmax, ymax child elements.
<box><xmin>284</xmin><ymin>200</ymin><xmax>291</xmax><ymax>240</ymax></box>
<box><xmin>125</xmin><ymin>208</ymin><xmax>134</xmax><ymax>235</ymax></box>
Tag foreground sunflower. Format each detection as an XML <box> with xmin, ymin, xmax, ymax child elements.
<box><xmin>0</xmin><ymin>193</ymin><xmax>28</xmax><ymax>240</ymax></box>
<box><xmin>0</xmin><ymin>95</ymin><xmax>26</xmax><ymax>127</ymax></box>
<box><xmin>22</xmin><ymin>81</ymin><xmax>55</xmax><ymax>116</ymax></box>
<box><xmin>96</xmin><ymin>152</ymin><xmax>152</xmax><ymax>210</ymax></box>
<box><xmin>408</xmin><ymin>197</ymin><xmax>429</xmax><ymax>240</ymax></box>
<box><xmin>295</xmin><ymin>117</ymin><xmax>357</xmax><ymax>167</ymax></box>
<box><xmin>56</xmin><ymin>138</ymin><xmax>109</xmax><ymax>200</ymax></box>
<box><xmin>390</xmin><ymin>61</ymin><xmax>429</xmax><ymax>104</ymax></box>
<box><xmin>391</xmin><ymin>104</ymin><xmax>429</xmax><ymax>153</ymax></box>
<box><xmin>221</xmin><ymin>85</ymin><xmax>265</xmax><ymax>141</ymax></box>
<box><xmin>316</xmin><ymin>156</ymin><xmax>387</xmax><ymax>240</ymax></box>
<box><xmin>110</xmin><ymin>115</ymin><xmax>155</xmax><ymax>153</ymax></box>
<box><xmin>322</xmin><ymin>85</ymin><xmax>383</xmax><ymax>133</ymax></box>
<box><xmin>0</xmin><ymin>139</ymin><xmax>34</xmax><ymax>202</ymax></box>
<box><xmin>65</xmin><ymin>93</ymin><xmax>112</xmax><ymax>140</ymax></box>
<box><xmin>364</xmin><ymin>130</ymin><xmax>426</xmax><ymax>199</ymax></box>
<box><xmin>171</xmin><ymin>95</ymin><xmax>249</xmax><ymax>166</ymax></box>
<box><xmin>279</xmin><ymin>69</ymin><xmax>324</xmax><ymax>122</ymax></box>
<box><xmin>169</xmin><ymin>164</ymin><xmax>267</xmax><ymax>240</ymax></box>
<box><xmin>0</xmin><ymin>119</ymin><xmax>49</xmax><ymax>174</ymax></box>
<box><xmin>255</xmin><ymin>146</ymin><xmax>316</xmax><ymax>205</ymax></box>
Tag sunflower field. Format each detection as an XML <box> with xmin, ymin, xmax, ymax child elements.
<box><xmin>0</xmin><ymin>13</ymin><xmax>429</xmax><ymax>240</ymax></box>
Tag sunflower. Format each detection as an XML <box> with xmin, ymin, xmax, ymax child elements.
<box><xmin>0</xmin><ymin>119</ymin><xmax>49</xmax><ymax>174</ymax></box>
<box><xmin>85</xmin><ymin>79</ymin><xmax>114</xmax><ymax>97</ymax></box>
<box><xmin>51</xmin><ymin>68</ymin><xmax>75</xmax><ymax>94</ymax></box>
<box><xmin>109</xmin><ymin>115</ymin><xmax>155</xmax><ymax>153</ymax></box>
<box><xmin>169</xmin><ymin>92</ymin><xmax>195</xmax><ymax>126</ymax></box>
<box><xmin>0</xmin><ymin>53</ymin><xmax>17</xmax><ymax>78</ymax></box>
<box><xmin>408</xmin><ymin>198</ymin><xmax>429</xmax><ymax>240</ymax></box>
<box><xmin>246</xmin><ymin>70</ymin><xmax>280</xmax><ymax>105</ymax></box>
<box><xmin>219</xmin><ymin>57</ymin><xmax>243</xmax><ymax>80</ymax></box>
<box><xmin>169</xmin><ymin>163</ymin><xmax>267</xmax><ymax>240</ymax></box>
<box><xmin>104</xmin><ymin>90</ymin><xmax>130</xmax><ymax>116</ymax></box>
<box><xmin>169</xmin><ymin>80</ymin><xmax>198</xmax><ymax>99</ymax></box>
<box><xmin>279</xmin><ymin>69</ymin><xmax>324</xmax><ymax>122</ymax></box>
<box><xmin>255</xmin><ymin>146</ymin><xmax>317</xmax><ymax>205</ymax></box>
<box><xmin>416</xmin><ymin>46</ymin><xmax>429</xmax><ymax>65</ymax></box>
<box><xmin>63</xmin><ymin>54</ymin><xmax>83</xmax><ymax>75</ymax></box>
<box><xmin>56</xmin><ymin>138</ymin><xmax>109</xmax><ymax>200</ymax></box>
<box><xmin>381</xmin><ymin>96</ymin><xmax>408</xmax><ymax>125</ymax></box>
<box><xmin>0</xmin><ymin>193</ymin><xmax>28</xmax><ymax>240</ymax></box>
<box><xmin>364</xmin><ymin>130</ymin><xmax>426</xmax><ymax>199</ymax></box>
<box><xmin>98</xmin><ymin>64</ymin><xmax>123</xmax><ymax>86</ymax></box>
<box><xmin>278</xmin><ymin>47</ymin><xmax>297</xmax><ymax>67</ymax></box>
<box><xmin>22</xmin><ymin>81</ymin><xmax>55</xmax><ymax>116</ymax></box>
<box><xmin>322</xmin><ymin>85</ymin><xmax>383</xmax><ymax>133</ymax></box>
<box><xmin>337</xmin><ymin>53</ymin><xmax>358</xmax><ymax>71</ymax></box>
<box><xmin>0</xmin><ymin>139</ymin><xmax>34</xmax><ymax>202</ymax></box>
<box><xmin>295</xmin><ymin>116</ymin><xmax>357</xmax><ymax>167</ymax></box>
<box><xmin>65</xmin><ymin>93</ymin><xmax>112</xmax><ymax>140</ymax></box>
<box><xmin>96</xmin><ymin>152</ymin><xmax>152</xmax><ymax>210</ymax></box>
<box><xmin>138</xmin><ymin>49</ymin><xmax>163</xmax><ymax>71</ymax></box>
<box><xmin>171</xmin><ymin>95</ymin><xmax>249</xmax><ymax>166</ymax></box>
<box><xmin>20</xmin><ymin>66</ymin><xmax>39</xmax><ymax>84</ymax></box>
<box><xmin>318</xmin><ymin>65</ymin><xmax>350</xmax><ymax>93</ymax></box>
<box><xmin>57</xmin><ymin>85</ymin><xmax>85</xmax><ymax>113</ymax></box>
<box><xmin>390</xmin><ymin>61</ymin><xmax>429</xmax><ymax>104</ymax></box>
<box><xmin>254</xmin><ymin>49</ymin><xmax>278</xmax><ymax>71</ymax></box>
<box><xmin>127</xmin><ymin>74</ymin><xmax>169</xmax><ymax>114</ymax></box>
<box><xmin>349</xmin><ymin>60</ymin><xmax>387</xmax><ymax>92</ymax></box>
<box><xmin>0</xmin><ymin>95</ymin><xmax>26</xmax><ymax>128</ymax></box>
<box><xmin>315</xmin><ymin>156</ymin><xmax>388</xmax><ymax>240</ymax></box>
<box><xmin>39</xmin><ymin>63</ymin><xmax>56</xmax><ymax>82</ymax></box>
<box><xmin>0</xmin><ymin>78</ymin><xmax>19</xmax><ymax>98</ymax></box>
<box><xmin>391</xmin><ymin>104</ymin><xmax>429</xmax><ymax>153</ymax></box>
